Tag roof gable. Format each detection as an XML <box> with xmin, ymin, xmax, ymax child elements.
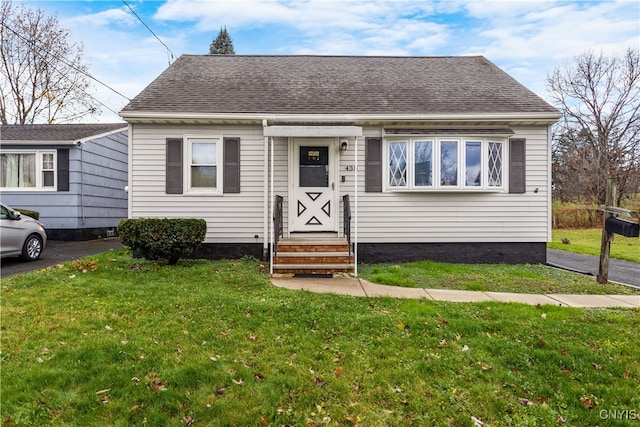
<box><xmin>121</xmin><ymin>55</ymin><xmax>558</xmax><ymax>117</ymax></box>
<box><xmin>1</xmin><ymin>123</ymin><xmax>127</xmax><ymax>144</ymax></box>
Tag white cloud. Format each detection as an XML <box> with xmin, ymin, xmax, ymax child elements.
<box><xmin>65</xmin><ymin>7</ymin><xmax>137</xmax><ymax>28</ymax></box>
<box><xmin>23</xmin><ymin>0</ymin><xmax>639</xmax><ymax>122</ymax></box>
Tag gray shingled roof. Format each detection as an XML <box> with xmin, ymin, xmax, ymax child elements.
<box><xmin>121</xmin><ymin>55</ymin><xmax>558</xmax><ymax>116</ymax></box>
<box><xmin>1</xmin><ymin>123</ymin><xmax>127</xmax><ymax>142</ymax></box>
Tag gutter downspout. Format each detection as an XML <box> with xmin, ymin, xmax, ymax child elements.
<box><xmin>78</xmin><ymin>141</ymin><xmax>85</xmax><ymax>225</ymax></box>
<box><xmin>262</xmin><ymin>120</ymin><xmax>269</xmax><ymax>260</ymax></box>
<box><xmin>269</xmin><ymin>132</ymin><xmax>274</xmax><ymax>276</ymax></box>
<box><xmin>354</xmin><ymin>135</ymin><xmax>358</xmax><ymax>277</ymax></box>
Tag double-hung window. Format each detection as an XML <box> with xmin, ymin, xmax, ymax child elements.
<box><xmin>385</xmin><ymin>137</ymin><xmax>505</xmax><ymax>191</ymax></box>
<box><xmin>187</xmin><ymin>137</ymin><xmax>222</xmax><ymax>193</ymax></box>
<box><xmin>0</xmin><ymin>150</ymin><xmax>56</xmax><ymax>190</ymax></box>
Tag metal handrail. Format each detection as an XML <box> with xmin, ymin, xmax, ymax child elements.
<box><xmin>273</xmin><ymin>195</ymin><xmax>283</xmax><ymax>257</ymax></box>
<box><xmin>343</xmin><ymin>194</ymin><xmax>352</xmax><ymax>263</ymax></box>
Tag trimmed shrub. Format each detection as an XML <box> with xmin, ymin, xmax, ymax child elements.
<box><xmin>14</xmin><ymin>208</ymin><xmax>39</xmax><ymax>220</ymax></box>
<box><xmin>118</xmin><ymin>218</ymin><xmax>207</xmax><ymax>265</ymax></box>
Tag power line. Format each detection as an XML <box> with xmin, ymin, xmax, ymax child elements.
<box><xmin>2</xmin><ymin>22</ymin><xmax>132</xmax><ymax>102</ymax></box>
<box><xmin>2</xmin><ymin>21</ymin><xmax>128</xmax><ymax>122</ymax></box>
<box><xmin>122</xmin><ymin>0</ymin><xmax>175</xmax><ymax>65</ymax></box>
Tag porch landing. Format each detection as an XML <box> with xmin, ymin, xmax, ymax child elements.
<box><xmin>272</xmin><ymin>237</ymin><xmax>355</xmax><ymax>276</ymax></box>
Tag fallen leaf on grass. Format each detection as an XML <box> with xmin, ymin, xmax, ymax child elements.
<box><xmin>344</xmin><ymin>415</ymin><xmax>362</xmax><ymax>425</ymax></box>
<box><xmin>314</xmin><ymin>378</ymin><xmax>327</xmax><ymax>387</ymax></box>
<box><xmin>471</xmin><ymin>416</ymin><xmax>484</xmax><ymax>426</ymax></box>
<box><xmin>151</xmin><ymin>379</ymin><xmax>167</xmax><ymax>392</ymax></box>
<box><xmin>623</xmin><ymin>370</ymin><xmax>630</xmax><ymax>379</ymax></box>
<box><xmin>592</xmin><ymin>363</ymin><xmax>602</xmax><ymax>370</ymax></box>
<box><xmin>335</xmin><ymin>366</ymin><xmax>343</xmax><ymax>376</ymax></box>
<box><xmin>182</xmin><ymin>415</ymin><xmax>195</xmax><ymax>426</ymax></box>
<box><xmin>95</xmin><ymin>388</ymin><xmax>111</xmax><ymax>395</ymax></box>
<box><xmin>557</xmin><ymin>415</ymin><xmax>566</xmax><ymax>424</ymax></box>
<box><xmin>580</xmin><ymin>396</ymin><xmax>594</xmax><ymax>409</ymax></box>
<box><xmin>232</xmin><ymin>379</ymin><xmax>244</xmax><ymax>386</ymax></box>
<box><xmin>518</xmin><ymin>397</ymin><xmax>533</xmax><ymax>406</ymax></box>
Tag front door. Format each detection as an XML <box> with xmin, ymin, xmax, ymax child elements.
<box><xmin>290</xmin><ymin>138</ymin><xmax>337</xmax><ymax>232</ymax></box>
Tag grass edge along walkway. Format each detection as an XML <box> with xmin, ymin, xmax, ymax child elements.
<box><xmin>271</xmin><ymin>276</ymin><xmax>640</xmax><ymax>308</ymax></box>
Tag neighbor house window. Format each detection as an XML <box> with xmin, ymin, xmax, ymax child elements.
<box><xmin>385</xmin><ymin>137</ymin><xmax>505</xmax><ymax>191</ymax></box>
<box><xmin>0</xmin><ymin>151</ymin><xmax>56</xmax><ymax>190</ymax></box>
<box><xmin>187</xmin><ymin>138</ymin><xmax>222</xmax><ymax>192</ymax></box>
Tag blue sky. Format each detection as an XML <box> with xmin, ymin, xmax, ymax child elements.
<box><xmin>27</xmin><ymin>0</ymin><xmax>640</xmax><ymax>123</ymax></box>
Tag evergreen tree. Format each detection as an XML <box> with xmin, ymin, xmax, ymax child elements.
<box><xmin>209</xmin><ymin>26</ymin><xmax>235</xmax><ymax>55</ymax></box>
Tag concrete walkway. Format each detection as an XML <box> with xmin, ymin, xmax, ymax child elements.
<box><xmin>271</xmin><ymin>276</ymin><xmax>640</xmax><ymax>308</ymax></box>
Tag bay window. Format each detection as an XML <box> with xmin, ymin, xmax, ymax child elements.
<box><xmin>385</xmin><ymin>137</ymin><xmax>505</xmax><ymax>191</ymax></box>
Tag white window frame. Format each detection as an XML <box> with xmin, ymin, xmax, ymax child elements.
<box><xmin>185</xmin><ymin>136</ymin><xmax>223</xmax><ymax>195</ymax></box>
<box><xmin>383</xmin><ymin>137</ymin><xmax>506</xmax><ymax>192</ymax></box>
<box><xmin>0</xmin><ymin>150</ymin><xmax>57</xmax><ymax>191</ymax></box>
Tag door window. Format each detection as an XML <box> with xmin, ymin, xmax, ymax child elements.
<box><xmin>299</xmin><ymin>146</ymin><xmax>329</xmax><ymax>187</ymax></box>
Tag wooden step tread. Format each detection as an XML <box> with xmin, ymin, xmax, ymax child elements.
<box><xmin>277</xmin><ymin>238</ymin><xmax>348</xmax><ymax>245</ymax></box>
<box><xmin>276</xmin><ymin>251</ymin><xmax>351</xmax><ymax>257</ymax></box>
<box><xmin>273</xmin><ymin>263</ymin><xmax>355</xmax><ymax>270</ymax></box>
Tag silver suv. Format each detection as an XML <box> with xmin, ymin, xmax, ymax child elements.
<box><xmin>0</xmin><ymin>203</ymin><xmax>47</xmax><ymax>261</ymax></box>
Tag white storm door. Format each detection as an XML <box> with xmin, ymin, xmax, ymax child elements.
<box><xmin>290</xmin><ymin>139</ymin><xmax>338</xmax><ymax>232</ymax></box>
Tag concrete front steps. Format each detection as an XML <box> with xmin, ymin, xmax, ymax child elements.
<box><xmin>272</xmin><ymin>237</ymin><xmax>354</xmax><ymax>275</ymax></box>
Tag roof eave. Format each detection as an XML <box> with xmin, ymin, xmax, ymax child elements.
<box><xmin>119</xmin><ymin>111</ymin><xmax>562</xmax><ymax>125</ymax></box>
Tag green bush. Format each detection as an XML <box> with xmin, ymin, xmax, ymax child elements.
<box><xmin>13</xmin><ymin>208</ymin><xmax>39</xmax><ymax>220</ymax></box>
<box><xmin>118</xmin><ymin>218</ymin><xmax>207</xmax><ymax>265</ymax></box>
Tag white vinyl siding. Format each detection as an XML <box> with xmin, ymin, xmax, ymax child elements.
<box><xmin>352</xmin><ymin>125</ymin><xmax>551</xmax><ymax>244</ymax></box>
<box><xmin>129</xmin><ymin>124</ymin><xmax>265</xmax><ymax>244</ymax></box>
<box><xmin>129</xmin><ymin>123</ymin><xmax>551</xmax><ymax>245</ymax></box>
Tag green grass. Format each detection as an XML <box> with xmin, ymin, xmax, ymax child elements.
<box><xmin>549</xmin><ymin>228</ymin><xmax>640</xmax><ymax>263</ymax></box>
<box><xmin>1</xmin><ymin>251</ymin><xmax>639</xmax><ymax>426</ymax></box>
<box><xmin>359</xmin><ymin>260</ymin><xmax>640</xmax><ymax>295</ymax></box>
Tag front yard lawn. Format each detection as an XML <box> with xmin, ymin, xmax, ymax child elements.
<box><xmin>549</xmin><ymin>228</ymin><xmax>639</xmax><ymax>263</ymax></box>
<box><xmin>1</xmin><ymin>251</ymin><xmax>638</xmax><ymax>426</ymax></box>
<box><xmin>359</xmin><ymin>260</ymin><xmax>640</xmax><ymax>295</ymax></box>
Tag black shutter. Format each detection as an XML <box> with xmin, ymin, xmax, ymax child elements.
<box><xmin>365</xmin><ymin>137</ymin><xmax>382</xmax><ymax>192</ymax></box>
<box><xmin>166</xmin><ymin>138</ymin><xmax>183</xmax><ymax>194</ymax></box>
<box><xmin>509</xmin><ymin>138</ymin><xmax>526</xmax><ymax>194</ymax></box>
<box><xmin>57</xmin><ymin>148</ymin><xmax>69</xmax><ymax>191</ymax></box>
<box><xmin>223</xmin><ymin>137</ymin><xmax>240</xmax><ymax>193</ymax></box>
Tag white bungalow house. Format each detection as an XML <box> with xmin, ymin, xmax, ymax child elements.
<box><xmin>119</xmin><ymin>55</ymin><xmax>561</xmax><ymax>275</ymax></box>
<box><xmin>1</xmin><ymin>123</ymin><xmax>128</xmax><ymax>240</ymax></box>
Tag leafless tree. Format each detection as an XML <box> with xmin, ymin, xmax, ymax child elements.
<box><xmin>0</xmin><ymin>0</ymin><xmax>100</xmax><ymax>124</ymax></box>
<box><xmin>547</xmin><ymin>48</ymin><xmax>640</xmax><ymax>205</ymax></box>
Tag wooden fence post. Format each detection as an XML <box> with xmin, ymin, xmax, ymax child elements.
<box><xmin>596</xmin><ymin>177</ymin><xmax>616</xmax><ymax>284</ymax></box>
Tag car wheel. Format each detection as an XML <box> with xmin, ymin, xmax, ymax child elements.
<box><xmin>20</xmin><ymin>234</ymin><xmax>43</xmax><ymax>261</ymax></box>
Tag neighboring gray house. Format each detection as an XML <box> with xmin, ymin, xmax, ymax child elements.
<box><xmin>0</xmin><ymin>123</ymin><xmax>128</xmax><ymax>240</ymax></box>
<box><xmin>120</xmin><ymin>55</ymin><xmax>561</xmax><ymax>275</ymax></box>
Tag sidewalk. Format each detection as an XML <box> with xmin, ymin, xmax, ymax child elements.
<box><xmin>270</xmin><ymin>277</ymin><xmax>640</xmax><ymax>308</ymax></box>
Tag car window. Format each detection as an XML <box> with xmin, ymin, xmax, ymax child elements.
<box><xmin>0</xmin><ymin>206</ymin><xmax>8</xmax><ymax>220</ymax></box>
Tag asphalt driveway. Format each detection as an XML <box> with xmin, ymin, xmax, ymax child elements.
<box><xmin>547</xmin><ymin>249</ymin><xmax>639</xmax><ymax>289</ymax></box>
<box><xmin>1</xmin><ymin>240</ymin><xmax>638</xmax><ymax>289</ymax></box>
